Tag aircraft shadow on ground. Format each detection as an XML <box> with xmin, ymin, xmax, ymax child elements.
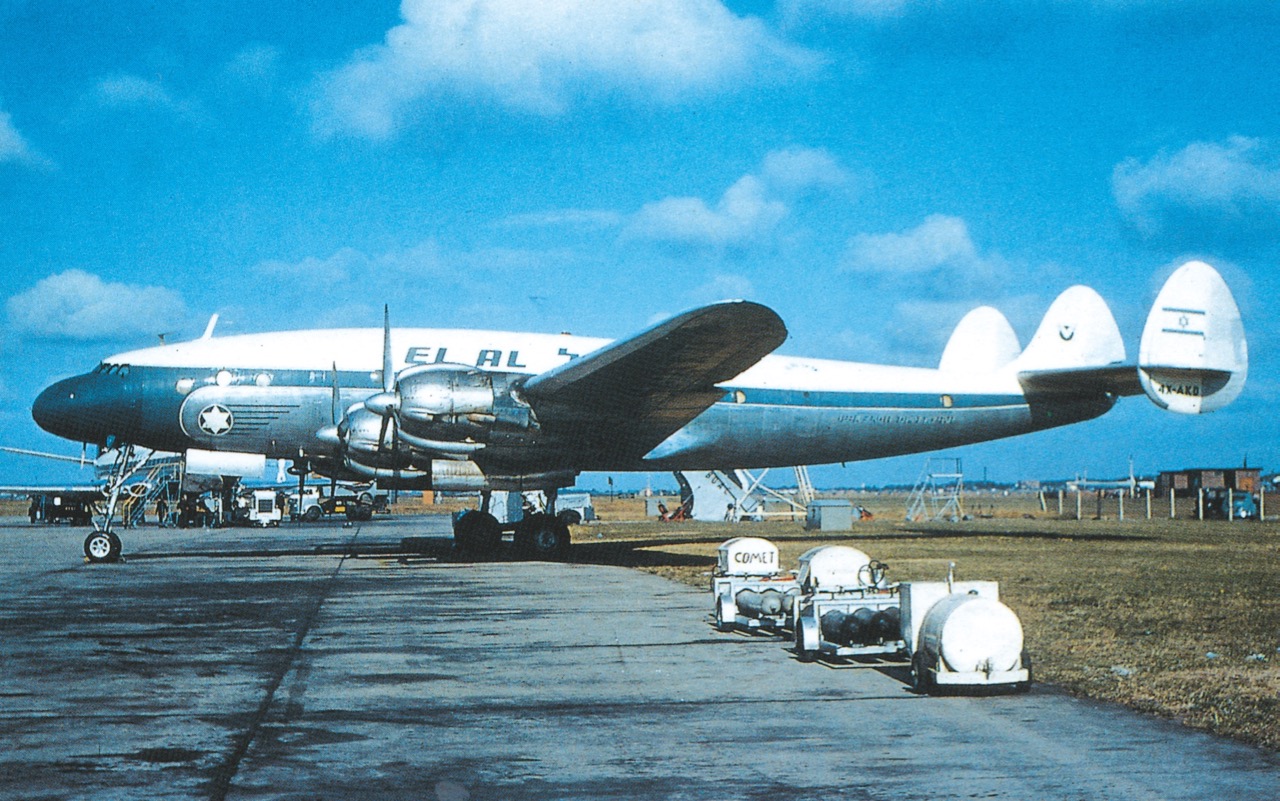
<box><xmin>121</xmin><ymin>520</ymin><xmax>1154</xmax><ymax>565</ymax></box>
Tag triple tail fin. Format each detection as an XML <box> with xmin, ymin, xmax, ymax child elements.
<box><xmin>1137</xmin><ymin>261</ymin><xmax>1247</xmax><ymax>414</ymax></box>
<box><xmin>938</xmin><ymin>306</ymin><xmax>1022</xmax><ymax>374</ymax></box>
<box><xmin>1011</xmin><ymin>261</ymin><xmax>1247</xmax><ymax>414</ymax></box>
<box><xmin>1009</xmin><ymin>285</ymin><xmax>1126</xmax><ymax>373</ymax></box>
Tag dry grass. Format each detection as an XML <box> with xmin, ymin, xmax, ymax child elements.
<box><xmin>574</xmin><ymin>493</ymin><xmax>1280</xmax><ymax>751</ymax></box>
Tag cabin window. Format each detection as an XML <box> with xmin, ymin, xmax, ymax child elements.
<box><xmin>255</xmin><ymin>373</ymin><xmax>272</xmax><ymax>387</ymax></box>
<box><xmin>215</xmin><ymin>369</ymin><xmax>233</xmax><ymax>387</ymax></box>
<box><xmin>733</xmin><ymin>390</ymin><xmax>747</xmax><ymax>404</ymax></box>
<box><xmin>940</xmin><ymin>395</ymin><xmax>954</xmax><ymax>408</ymax></box>
<box><xmin>175</xmin><ymin>378</ymin><xmax>195</xmax><ymax>395</ymax></box>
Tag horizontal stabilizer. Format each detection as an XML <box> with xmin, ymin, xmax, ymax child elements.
<box><xmin>1138</xmin><ymin>261</ymin><xmax>1247</xmax><ymax>414</ymax></box>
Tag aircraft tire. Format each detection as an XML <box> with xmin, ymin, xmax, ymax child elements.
<box><xmin>84</xmin><ymin>531</ymin><xmax>118</xmax><ymax>563</ymax></box>
<box><xmin>454</xmin><ymin>510</ymin><xmax>502</xmax><ymax>559</ymax></box>
<box><xmin>518</xmin><ymin>514</ymin><xmax>571</xmax><ymax>561</ymax></box>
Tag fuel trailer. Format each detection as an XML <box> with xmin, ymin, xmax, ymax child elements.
<box><xmin>900</xmin><ymin>579</ymin><xmax>1031</xmax><ymax>693</ymax></box>
<box><xmin>711</xmin><ymin>537</ymin><xmax>799</xmax><ymax>633</ymax></box>
<box><xmin>792</xmin><ymin>545</ymin><xmax>905</xmax><ymax>661</ymax></box>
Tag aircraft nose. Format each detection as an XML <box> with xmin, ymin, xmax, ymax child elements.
<box><xmin>32</xmin><ymin>377</ymin><xmax>80</xmax><ymax>438</ymax></box>
<box><xmin>32</xmin><ymin>373</ymin><xmax>137</xmax><ymax>443</ymax></box>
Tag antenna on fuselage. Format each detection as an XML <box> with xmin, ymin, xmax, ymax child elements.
<box><xmin>201</xmin><ymin>314</ymin><xmax>220</xmax><ymax>340</ymax></box>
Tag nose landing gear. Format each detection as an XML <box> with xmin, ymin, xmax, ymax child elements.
<box><xmin>84</xmin><ymin>530</ymin><xmax>123</xmax><ymax>563</ymax></box>
<box><xmin>82</xmin><ymin>444</ymin><xmax>155</xmax><ymax>564</ymax></box>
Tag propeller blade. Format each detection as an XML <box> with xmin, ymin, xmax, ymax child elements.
<box><xmin>331</xmin><ymin>362</ymin><xmax>341</xmax><ymax>426</ymax></box>
<box><xmin>382</xmin><ymin>305</ymin><xmax>394</xmax><ymax>394</ymax></box>
<box><xmin>377</xmin><ymin>413</ymin><xmax>392</xmax><ymax>454</ymax></box>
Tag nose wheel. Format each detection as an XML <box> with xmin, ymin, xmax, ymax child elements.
<box><xmin>84</xmin><ymin>530</ymin><xmax>122</xmax><ymax>563</ymax></box>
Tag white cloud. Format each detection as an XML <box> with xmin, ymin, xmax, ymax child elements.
<box><xmin>7</xmin><ymin>270</ymin><xmax>187</xmax><ymax>341</ymax></box>
<box><xmin>843</xmin><ymin>214</ymin><xmax>985</xmax><ymax>274</ymax></box>
<box><xmin>692</xmin><ymin>273</ymin><xmax>757</xmax><ymax>304</ymax></box>
<box><xmin>313</xmin><ymin>0</ymin><xmax>810</xmax><ymax>139</ymax></box>
<box><xmin>760</xmin><ymin>146</ymin><xmax>849</xmax><ymax>193</ymax></box>
<box><xmin>500</xmin><ymin>209</ymin><xmax>624</xmax><ymax>230</ymax></box>
<box><xmin>627</xmin><ymin>175</ymin><xmax>787</xmax><ymax>247</ymax></box>
<box><xmin>625</xmin><ymin>146</ymin><xmax>846</xmax><ymax>247</ymax></box>
<box><xmin>224</xmin><ymin>44</ymin><xmax>282</xmax><ymax>85</ymax></box>
<box><xmin>780</xmin><ymin>0</ymin><xmax>910</xmax><ymax>22</ymax></box>
<box><xmin>92</xmin><ymin>73</ymin><xmax>204</xmax><ymax>121</ymax></box>
<box><xmin>255</xmin><ymin>241</ymin><xmax>452</xmax><ymax>284</ymax></box>
<box><xmin>1112</xmin><ymin>136</ymin><xmax>1280</xmax><ymax>238</ymax></box>
<box><xmin>0</xmin><ymin>107</ymin><xmax>51</xmax><ymax>168</ymax></box>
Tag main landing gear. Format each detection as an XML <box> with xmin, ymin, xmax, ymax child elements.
<box><xmin>452</xmin><ymin>490</ymin><xmax>573</xmax><ymax>561</ymax></box>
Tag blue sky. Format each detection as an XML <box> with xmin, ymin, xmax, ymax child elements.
<box><xmin>2</xmin><ymin>0</ymin><xmax>1278</xmax><ymax>490</ymax></box>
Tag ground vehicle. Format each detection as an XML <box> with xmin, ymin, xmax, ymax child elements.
<box><xmin>28</xmin><ymin>492</ymin><xmax>98</xmax><ymax>526</ymax></box>
<box><xmin>231</xmin><ymin>489</ymin><xmax>284</xmax><ymax>527</ymax></box>
<box><xmin>288</xmin><ymin>486</ymin><xmax>386</xmax><ymax>522</ymax></box>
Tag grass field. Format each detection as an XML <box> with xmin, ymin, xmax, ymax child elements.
<box><xmin>575</xmin><ymin>493</ymin><xmax>1280</xmax><ymax>751</ymax></box>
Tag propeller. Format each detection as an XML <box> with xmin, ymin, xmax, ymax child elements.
<box><xmin>380</xmin><ymin>306</ymin><xmax>403</xmax><ymax>498</ymax></box>
<box><xmin>314</xmin><ymin>362</ymin><xmax>344</xmax><ymax>448</ymax></box>
<box><xmin>372</xmin><ymin>305</ymin><xmax>401</xmax><ymax>455</ymax></box>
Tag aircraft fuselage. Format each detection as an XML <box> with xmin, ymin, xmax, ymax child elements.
<box><xmin>32</xmin><ymin>325</ymin><xmax>1113</xmax><ymax>475</ymax></box>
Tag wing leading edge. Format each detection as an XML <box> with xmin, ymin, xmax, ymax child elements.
<box><xmin>521</xmin><ymin>301</ymin><xmax>787</xmax><ymax>464</ymax></box>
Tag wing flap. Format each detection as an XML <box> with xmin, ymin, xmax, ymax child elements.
<box><xmin>521</xmin><ymin>301</ymin><xmax>786</xmax><ymax>461</ymax></box>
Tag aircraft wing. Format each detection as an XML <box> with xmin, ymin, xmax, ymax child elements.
<box><xmin>1017</xmin><ymin>364</ymin><xmax>1145</xmax><ymax>397</ymax></box>
<box><xmin>520</xmin><ymin>301</ymin><xmax>787</xmax><ymax>463</ymax></box>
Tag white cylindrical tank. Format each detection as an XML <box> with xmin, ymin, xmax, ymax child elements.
<box><xmin>920</xmin><ymin>592</ymin><xmax>1023</xmax><ymax>673</ymax></box>
<box><xmin>716</xmin><ymin>537</ymin><xmax>781</xmax><ymax>576</ymax></box>
<box><xmin>796</xmin><ymin>545</ymin><xmax>873</xmax><ymax>590</ymax></box>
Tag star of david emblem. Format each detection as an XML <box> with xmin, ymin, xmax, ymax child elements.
<box><xmin>198</xmin><ymin>404</ymin><xmax>234</xmax><ymax>436</ymax></box>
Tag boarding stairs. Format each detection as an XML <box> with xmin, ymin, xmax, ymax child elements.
<box><xmin>905</xmin><ymin>457</ymin><xmax>965</xmax><ymax>522</ymax></box>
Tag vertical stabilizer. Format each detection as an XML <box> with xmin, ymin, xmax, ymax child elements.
<box><xmin>1010</xmin><ymin>286</ymin><xmax>1125</xmax><ymax>372</ymax></box>
<box><xmin>1138</xmin><ymin>261</ymin><xmax>1247</xmax><ymax>414</ymax></box>
<box><xmin>939</xmin><ymin>306</ymin><xmax>1021</xmax><ymax>374</ymax></box>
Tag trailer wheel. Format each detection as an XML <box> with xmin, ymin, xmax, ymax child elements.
<box><xmin>794</xmin><ymin>624</ymin><xmax>816</xmax><ymax>662</ymax></box>
<box><xmin>715</xmin><ymin>598</ymin><xmax>729</xmax><ymax>631</ymax></box>
<box><xmin>1016</xmin><ymin>649</ymin><xmax>1033</xmax><ymax>693</ymax></box>
<box><xmin>912</xmin><ymin>652</ymin><xmax>934</xmax><ymax>694</ymax></box>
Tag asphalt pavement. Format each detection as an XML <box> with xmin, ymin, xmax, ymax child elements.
<box><xmin>2</xmin><ymin>514</ymin><xmax>1278</xmax><ymax>800</ymax></box>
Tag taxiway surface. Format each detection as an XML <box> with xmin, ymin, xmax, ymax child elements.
<box><xmin>2</xmin><ymin>514</ymin><xmax>1278</xmax><ymax>800</ymax></box>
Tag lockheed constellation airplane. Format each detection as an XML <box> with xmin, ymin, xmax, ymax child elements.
<box><xmin>32</xmin><ymin>261</ymin><xmax>1246</xmax><ymax>562</ymax></box>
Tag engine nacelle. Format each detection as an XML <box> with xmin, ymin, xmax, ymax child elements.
<box><xmin>393</xmin><ymin>367</ymin><xmax>535</xmax><ymax>443</ymax></box>
<box><xmin>397</xmin><ymin>365</ymin><xmax>495</xmax><ymax>419</ymax></box>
